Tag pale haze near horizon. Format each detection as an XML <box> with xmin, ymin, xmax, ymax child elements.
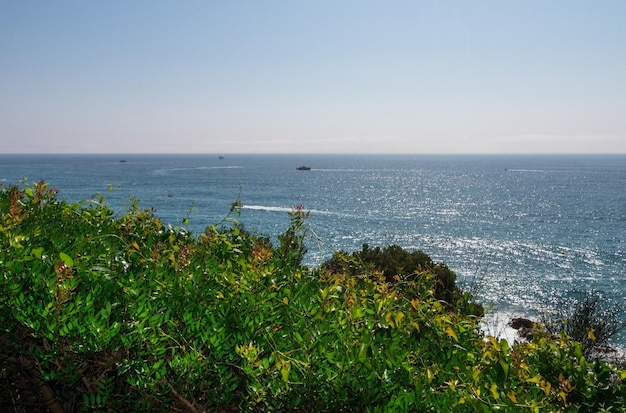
<box><xmin>1</xmin><ymin>1</ymin><xmax>625</xmax><ymax>154</ymax></box>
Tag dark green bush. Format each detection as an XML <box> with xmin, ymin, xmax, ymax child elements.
<box><xmin>321</xmin><ymin>243</ymin><xmax>483</xmax><ymax>316</ymax></box>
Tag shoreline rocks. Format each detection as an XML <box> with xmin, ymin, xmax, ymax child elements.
<box><xmin>507</xmin><ymin>317</ymin><xmax>535</xmax><ymax>341</ymax></box>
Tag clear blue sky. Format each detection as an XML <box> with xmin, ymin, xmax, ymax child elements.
<box><xmin>1</xmin><ymin>1</ymin><xmax>625</xmax><ymax>154</ymax></box>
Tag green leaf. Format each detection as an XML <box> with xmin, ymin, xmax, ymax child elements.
<box><xmin>358</xmin><ymin>343</ymin><xmax>368</xmax><ymax>361</ymax></box>
<box><xmin>32</xmin><ymin>247</ymin><xmax>44</xmax><ymax>259</ymax></box>
<box><xmin>59</xmin><ymin>252</ymin><xmax>74</xmax><ymax>268</ymax></box>
<box><xmin>499</xmin><ymin>359</ymin><xmax>509</xmax><ymax>379</ymax></box>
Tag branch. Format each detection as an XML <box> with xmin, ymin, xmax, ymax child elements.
<box><xmin>1</xmin><ymin>354</ymin><xmax>65</xmax><ymax>413</ymax></box>
<box><xmin>161</xmin><ymin>377</ymin><xmax>200</xmax><ymax>413</ymax></box>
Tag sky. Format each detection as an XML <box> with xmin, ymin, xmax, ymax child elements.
<box><xmin>1</xmin><ymin>1</ymin><xmax>625</xmax><ymax>154</ymax></box>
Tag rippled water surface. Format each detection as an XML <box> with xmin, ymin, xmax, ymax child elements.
<box><xmin>2</xmin><ymin>154</ymin><xmax>625</xmax><ymax>343</ymax></box>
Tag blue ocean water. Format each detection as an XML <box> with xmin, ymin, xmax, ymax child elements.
<box><xmin>1</xmin><ymin>154</ymin><xmax>625</xmax><ymax>344</ymax></box>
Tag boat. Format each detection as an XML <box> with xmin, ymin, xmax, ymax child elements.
<box><xmin>296</xmin><ymin>166</ymin><xmax>311</xmax><ymax>171</ymax></box>
<box><xmin>218</xmin><ymin>154</ymin><xmax>225</xmax><ymax>160</ymax></box>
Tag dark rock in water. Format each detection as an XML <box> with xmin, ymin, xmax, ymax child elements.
<box><xmin>508</xmin><ymin>318</ymin><xmax>535</xmax><ymax>341</ymax></box>
<box><xmin>518</xmin><ymin>326</ymin><xmax>534</xmax><ymax>341</ymax></box>
<box><xmin>508</xmin><ymin>317</ymin><xmax>534</xmax><ymax>330</ymax></box>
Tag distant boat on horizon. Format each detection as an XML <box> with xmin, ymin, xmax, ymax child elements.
<box><xmin>218</xmin><ymin>154</ymin><xmax>225</xmax><ymax>160</ymax></box>
<box><xmin>296</xmin><ymin>165</ymin><xmax>311</xmax><ymax>171</ymax></box>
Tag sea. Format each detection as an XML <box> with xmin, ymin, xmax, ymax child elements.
<box><xmin>1</xmin><ymin>153</ymin><xmax>625</xmax><ymax>346</ymax></box>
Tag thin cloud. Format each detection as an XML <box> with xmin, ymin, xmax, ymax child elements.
<box><xmin>490</xmin><ymin>134</ymin><xmax>626</xmax><ymax>153</ymax></box>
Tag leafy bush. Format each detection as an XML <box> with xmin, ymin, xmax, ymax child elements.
<box><xmin>540</xmin><ymin>290</ymin><xmax>626</xmax><ymax>358</ymax></box>
<box><xmin>321</xmin><ymin>243</ymin><xmax>484</xmax><ymax>316</ymax></box>
<box><xmin>1</xmin><ymin>182</ymin><xmax>625</xmax><ymax>412</ymax></box>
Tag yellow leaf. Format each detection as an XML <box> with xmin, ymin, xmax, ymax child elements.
<box><xmin>472</xmin><ymin>368</ymin><xmax>480</xmax><ymax>383</ymax></box>
<box><xmin>587</xmin><ymin>328</ymin><xmax>596</xmax><ymax>341</ymax></box>
<box><xmin>558</xmin><ymin>390</ymin><xmax>567</xmax><ymax>404</ymax></box>
<box><xmin>426</xmin><ymin>368</ymin><xmax>434</xmax><ymax>382</ymax></box>
<box><xmin>526</xmin><ymin>374</ymin><xmax>542</xmax><ymax>384</ymax></box>
<box><xmin>132</xmin><ymin>241</ymin><xmax>140</xmax><ymax>250</ymax></box>
<box><xmin>280</xmin><ymin>363</ymin><xmax>291</xmax><ymax>382</ymax></box>
<box><xmin>394</xmin><ymin>311</ymin><xmax>405</xmax><ymax>325</ymax></box>
<box><xmin>385</xmin><ymin>311</ymin><xmax>394</xmax><ymax>327</ymax></box>
<box><xmin>411</xmin><ymin>298</ymin><xmax>420</xmax><ymax>310</ymax></box>
<box><xmin>541</xmin><ymin>380</ymin><xmax>551</xmax><ymax>395</ymax></box>
<box><xmin>283</xmin><ymin>297</ymin><xmax>289</xmax><ymax>305</ymax></box>
<box><xmin>507</xmin><ymin>392</ymin><xmax>517</xmax><ymax>403</ymax></box>
<box><xmin>489</xmin><ymin>383</ymin><xmax>499</xmax><ymax>399</ymax></box>
<box><xmin>488</xmin><ymin>335</ymin><xmax>503</xmax><ymax>351</ymax></box>
<box><xmin>445</xmin><ymin>326</ymin><xmax>458</xmax><ymax>341</ymax></box>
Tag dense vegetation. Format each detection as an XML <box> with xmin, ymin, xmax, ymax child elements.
<box><xmin>1</xmin><ymin>181</ymin><xmax>625</xmax><ymax>412</ymax></box>
<box><xmin>321</xmin><ymin>244</ymin><xmax>484</xmax><ymax>317</ymax></box>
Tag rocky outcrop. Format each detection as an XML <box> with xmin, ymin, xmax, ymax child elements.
<box><xmin>508</xmin><ymin>318</ymin><xmax>535</xmax><ymax>341</ymax></box>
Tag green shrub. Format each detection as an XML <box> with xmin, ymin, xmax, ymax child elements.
<box><xmin>1</xmin><ymin>181</ymin><xmax>624</xmax><ymax>412</ymax></box>
<box><xmin>540</xmin><ymin>290</ymin><xmax>626</xmax><ymax>358</ymax></box>
<box><xmin>321</xmin><ymin>243</ymin><xmax>484</xmax><ymax>316</ymax></box>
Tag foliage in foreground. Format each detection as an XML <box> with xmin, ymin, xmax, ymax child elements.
<box><xmin>1</xmin><ymin>182</ymin><xmax>625</xmax><ymax>412</ymax></box>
